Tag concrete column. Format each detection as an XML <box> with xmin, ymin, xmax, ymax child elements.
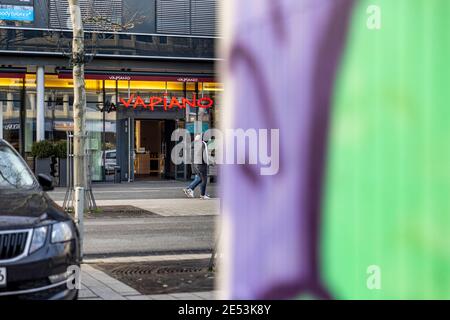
<box><xmin>6</xmin><ymin>93</ymin><xmax>13</xmax><ymax>114</ymax></box>
<box><xmin>98</xmin><ymin>93</ymin><xmax>103</xmax><ymax>110</ymax></box>
<box><xmin>36</xmin><ymin>66</ymin><xmax>45</xmax><ymax>141</ymax></box>
<box><xmin>63</xmin><ymin>94</ymin><xmax>70</xmax><ymax>116</ymax></box>
<box><xmin>24</xmin><ymin>94</ymin><xmax>34</xmax><ymax>152</ymax></box>
<box><xmin>28</xmin><ymin>93</ymin><xmax>36</xmax><ymax>113</ymax></box>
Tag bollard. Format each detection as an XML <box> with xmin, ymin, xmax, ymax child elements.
<box><xmin>74</xmin><ymin>187</ymin><xmax>84</xmax><ymax>260</ymax></box>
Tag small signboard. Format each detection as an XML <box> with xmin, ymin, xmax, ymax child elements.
<box><xmin>0</xmin><ymin>0</ymin><xmax>34</xmax><ymax>22</ymax></box>
<box><xmin>186</xmin><ymin>122</ymin><xmax>209</xmax><ymax>134</ymax></box>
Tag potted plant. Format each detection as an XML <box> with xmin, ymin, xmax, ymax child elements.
<box><xmin>31</xmin><ymin>141</ymin><xmax>55</xmax><ymax>179</ymax></box>
<box><xmin>54</xmin><ymin>140</ymin><xmax>68</xmax><ymax>187</ymax></box>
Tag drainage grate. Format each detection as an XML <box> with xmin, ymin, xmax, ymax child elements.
<box><xmin>99</xmin><ymin>206</ymin><xmax>155</xmax><ymax>214</ymax></box>
<box><xmin>87</xmin><ymin>206</ymin><xmax>159</xmax><ymax>218</ymax></box>
<box><xmin>111</xmin><ymin>265</ymin><xmax>205</xmax><ymax>276</ymax></box>
<box><xmin>94</xmin><ymin>259</ymin><xmax>215</xmax><ymax>295</ymax></box>
<box><xmin>156</xmin><ymin>267</ymin><xmax>204</xmax><ymax>274</ymax></box>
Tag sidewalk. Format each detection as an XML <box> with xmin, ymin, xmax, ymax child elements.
<box><xmin>50</xmin><ymin>180</ymin><xmax>220</xmax><ymax>217</ymax></box>
<box><xmin>54</xmin><ymin>181</ymin><xmax>219</xmax><ymax>299</ymax></box>
<box><xmin>80</xmin><ymin>254</ymin><xmax>219</xmax><ymax>300</ymax></box>
<box><xmin>57</xmin><ymin>198</ymin><xmax>219</xmax><ymax>217</ymax></box>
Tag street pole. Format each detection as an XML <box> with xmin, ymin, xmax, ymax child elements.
<box><xmin>102</xmin><ymin>80</ymin><xmax>106</xmax><ymax>182</ymax></box>
<box><xmin>74</xmin><ymin>186</ymin><xmax>84</xmax><ymax>258</ymax></box>
<box><xmin>68</xmin><ymin>0</ymin><xmax>86</xmax><ymax>254</ymax></box>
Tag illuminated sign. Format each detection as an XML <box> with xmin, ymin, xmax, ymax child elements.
<box><xmin>3</xmin><ymin>123</ymin><xmax>20</xmax><ymax>130</ymax></box>
<box><xmin>53</xmin><ymin>121</ymin><xmax>74</xmax><ymax>132</ymax></box>
<box><xmin>57</xmin><ymin>71</ymin><xmax>215</xmax><ymax>83</ymax></box>
<box><xmin>108</xmin><ymin>75</ymin><xmax>132</xmax><ymax>81</ymax></box>
<box><xmin>176</xmin><ymin>77</ymin><xmax>200</xmax><ymax>83</ymax></box>
<box><xmin>119</xmin><ymin>94</ymin><xmax>214</xmax><ymax>111</ymax></box>
<box><xmin>0</xmin><ymin>4</ymin><xmax>34</xmax><ymax>22</ymax></box>
<box><xmin>0</xmin><ymin>0</ymin><xmax>33</xmax><ymax>5</ymax></box>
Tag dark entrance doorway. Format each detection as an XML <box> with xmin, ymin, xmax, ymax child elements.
<box><xmin>134</xmin><ymin>119</ymin><xmax>177</xmax><ymax>180</ymax></box>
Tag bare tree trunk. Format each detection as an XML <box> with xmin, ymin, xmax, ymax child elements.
<box><xmin>68</xmin><ymin>0</ymin><xmax>86</xmax><ymax>190</ymax></box>
<box><xmin>68</xmin><ymin>0</ymin><xmax>86</xmax><ymax>258</ymax></box>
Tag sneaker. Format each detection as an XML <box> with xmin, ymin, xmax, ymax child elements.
<box><xmin>183</xmin><ymin>188</ymin><xmax>194</xmax><ymax>198</ymax></box>
<box><xmin>200</xmin><ymin>195</ymin><xmax>211</xmax><ymax>200</ymax></box>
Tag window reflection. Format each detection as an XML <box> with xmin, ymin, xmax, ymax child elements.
<box><xmin>0</xmin><ymin>145</ymin><xmax>35</xmax><ymax>189</ymax></box>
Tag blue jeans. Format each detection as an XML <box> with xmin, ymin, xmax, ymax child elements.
<box><xmin>187</xmin><ymin>173</ymin><xmax>207</xmax><ymax>196</ymax></box>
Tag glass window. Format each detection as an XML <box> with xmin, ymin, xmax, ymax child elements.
<box><xmin>33</xmin><ymin>75</ymin><xmax>119</xmax><ymax>182</ymax></box>
<box><xmin>0</xmin><ymin>78</ymin><xmax>25</xmax><ymax>151</ymax></box>
<box><xmin>106</xmin><ymin>152</ymin><xmax>116</xmax><ymax>159</ymax></box>
<box><xmin>0</xmin><ymin>145</ymin><xmax>36</xmax><ymax>189</ymax></box>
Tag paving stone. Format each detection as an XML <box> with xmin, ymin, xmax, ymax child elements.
<box><xmin>193</xmin><ymin>292</ymin><xmax>216</xmax><ymax>300</ymax></box>
<box><xmin>126</xmin><ymin>295</ymin><xmax>150</xmax><ymax>300</ymax></box>
<box><xmin>170</xmin><ymin>293</ymin><xmax>203</xmax><ymax>300</ymax></box>
<box><xmin>89</xmin><ymin>288</ymin><xmax>127</xmax><ymax>300</ymax></box>
<box><xmin>146</xmin><ymin>294</ymin><xmax>177</xmax><ymax>300</ymax></box>
<box><xmin>79</xmin><ymin>289</ymin><xmax>98</xmax><ymax>299</ymax></box>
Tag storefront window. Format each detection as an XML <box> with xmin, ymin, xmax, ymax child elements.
<box><xmin>202</xmin><ymin>82</ymin><xmax>223</xmax><ymax>130</ymax></box>
<box><xmin>0</xmin><ymin>77</ymin><xmax>25</xmax><ymax>152</ymax></box>
<box><xmin>1</xmin><ymin>73</ymin><xmax>222</xmax><ymax>182</ymax></box>
<box><xmin>0</xmin><ymin>91</ymin><xmax>22</xmax><ymax>150</ymax></box>
<box><xmin>37</xmin><ymin>75</ymin><xmax>119</xmax><ymax>182</ymax></box>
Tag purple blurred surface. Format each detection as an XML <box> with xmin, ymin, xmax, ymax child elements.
<box><xmin>221</xmin><ymin>0</ymin><xmax>354</xmax><ymax>299</ymax></box>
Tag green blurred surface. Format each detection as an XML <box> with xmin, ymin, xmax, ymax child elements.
<box><xmin>323</xmin><ymin>0</ymin><xmax>450</xmax><ymax>299</ymax></box>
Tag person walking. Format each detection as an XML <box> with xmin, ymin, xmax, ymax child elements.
<box><xmin>183</xmin><ymin>134</ymin><xmax>211</xmax><ymax>200</ymax></box>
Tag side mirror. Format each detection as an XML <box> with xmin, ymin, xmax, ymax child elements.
<box><xmin>38</xmin><ymin>174</ymin><xmax>54</xmax><ymax>191</ymax></box>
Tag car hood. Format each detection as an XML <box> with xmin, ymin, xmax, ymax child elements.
<box><xmin>0</xmin><ymin>189</ymin><xmax>68</xmax><ymax>230</ymax></box>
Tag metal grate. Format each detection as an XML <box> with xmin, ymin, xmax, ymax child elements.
<box><xmin>49</xmin><ymin>0</ymin><xmax>123</xmax><ymax>31</ymax></box>
<box><xmin>111</xmin><ymin>265</ymin><xmax>205</xmax><ymax>276</ymax></box>
<box><xmin>0</xmin><ymin>231</ymin><xmax>29</xmax><ymax>261</ymax></box>
<box><xmin>157</xmin><ymin>0</ymin><xmax>218</xmax><ymax>36</ymax></box>
<box><xmin>191</xmin><ymin>0</ymin><xmax>218</xmax><ymax>36</ymax></box>
<box><xmin>156</xmin><ymin>0</ymin><xmax>191</xmax><ymax>35</ymax></box>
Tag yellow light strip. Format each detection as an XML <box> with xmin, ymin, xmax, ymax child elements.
<box><xmin>0</xmin><ymin>74</ymin><xmax>223</xmax><ymax>92</ymax></box>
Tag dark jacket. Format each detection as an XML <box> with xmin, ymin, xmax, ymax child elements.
<box><xmin>191</xmin><ymin>140</ymin><xmax>209</xmax><ymax>174</ymax></box>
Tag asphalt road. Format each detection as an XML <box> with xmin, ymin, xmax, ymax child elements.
<box><xmin>49</xmin><ymin>180</ymin><xmax>219</xmax><ymax>201</ymax></box>
<box><xmin>48</xmin><ymin>181</ymin><xmax>219</xmax><ymax>258</ymax></box>
<box><xmin>83</xmin><ymin>215</ymin><xmax>217</xmax><ymax>258</ymax></box>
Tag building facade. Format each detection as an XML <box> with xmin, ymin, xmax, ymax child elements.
<box><xmin>0</xmin><ymin>0</ymin><xmax>221</xmax><ymax>182</ymax></box>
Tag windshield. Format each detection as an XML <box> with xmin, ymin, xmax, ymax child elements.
<box><xmin>0</xmin><ymin>145</ymin><xmax>36</xmax><ymax>189</ymax></box>
<box><xmin>106</xmin><ymin>152</ymin><xmax>116</xmax><ymax>159</ymax></box>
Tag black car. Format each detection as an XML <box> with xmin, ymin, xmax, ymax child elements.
<box><xmin>0</xmin><ymin>139</ymin><xmax>80</xmax><ymax>300</ymax></box>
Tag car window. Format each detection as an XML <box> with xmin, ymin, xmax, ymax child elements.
<box><xmin>0</xmin><ymin>145</ymin><xmax>36</xmax><ymax>189</ymax></box>
<box><xmin>106</xmin><ymin>152</ymin><xmax>116</xmax><ymax>159</ymax></box>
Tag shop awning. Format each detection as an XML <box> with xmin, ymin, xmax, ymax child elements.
<box><xmin>57</xmin><ymin>70</ymin><xmax>216</xmax><ymax>82</ymax></box>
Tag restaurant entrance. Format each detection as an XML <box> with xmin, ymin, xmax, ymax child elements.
<box><xmin>134</xmin><ymin>119</ymin><xmax>177</xmax><ymax>180</ymax></box>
